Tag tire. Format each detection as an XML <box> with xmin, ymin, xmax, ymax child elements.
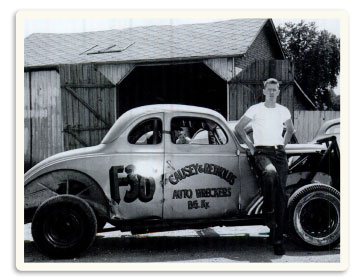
<box><xmin>31</xmin><ymin>195</ymin><xmax>97</xmax><ymax>258</ymax></box>
<box><xmin>287</xmin><ymin>184</ymin><xmax>340</xmax><ymax>250</ymax></box>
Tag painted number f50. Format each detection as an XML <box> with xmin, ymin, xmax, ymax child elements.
<box><xmin>109</xmin><ymin>165</ymin><xmax>156</xmax><ymax>203</ymax></box>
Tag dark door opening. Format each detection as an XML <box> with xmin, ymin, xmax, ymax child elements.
<box><xmin>116</xmin><ymin>63</ymin><xmax>227</xmax><ymax>118</ymax></box>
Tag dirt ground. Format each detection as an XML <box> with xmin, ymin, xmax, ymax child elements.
<box><xmin>23</xmin><ymin>223</ymin><xmax>340</xmax><ymax>263</ymax></box>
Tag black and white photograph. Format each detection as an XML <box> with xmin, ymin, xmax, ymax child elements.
<box><xmin>17</xmin><ymin>10</ymin><xmax>346</xmax><ymax>270</ymax></box>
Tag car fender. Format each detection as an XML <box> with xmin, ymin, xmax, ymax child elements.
<box><xmin>25</xmin><ymin>169</ymin><xmax>110</xmax><ymax>224</ymax></box>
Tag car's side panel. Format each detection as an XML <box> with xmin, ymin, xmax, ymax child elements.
<box><xmin>24</xmin><ymin>169</ymin><xmax>110</xmax><ymax>223</ymax></box>
<box><xmin>97</xmin><ymin>112</ymin><xmax>165</xmax><ymax>220</ymax></box>
<box><xmin>25</xmin><ymin>152</ymin><xmax>165</xmax><ymax>221</ymax></box>
<box><xmin>237</xmin><ymin>152</ymin><xmax>261</xmax><ymax>211</ymax></box>
<box><xmin>25</xmin><ymin>113</ymin><xmax>166</xmax><ymax>221</ymax></box>
<box><xmin>163</xmin><ymin>112</ymin><xmax>241</xmax><ymax>219</ymax></box>
<box><xmin>106</xmin><ymin>153</ymin><xmax>164</xmax><ymax>220</ymax></box>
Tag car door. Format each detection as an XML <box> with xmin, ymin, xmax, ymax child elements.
<box><xmin>163</xmin><ymin>113</ymin><xmax>241</xmax><ymax>220</ymax></box>
<box><xmin>108</xmin><ymin>113</ymin><xmax>165</xmax><ymax>220</ymax></box>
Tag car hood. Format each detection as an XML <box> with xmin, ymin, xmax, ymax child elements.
<box><xmin>238</xmin><ymin>143</ymin><xmax>326</xmax><ymax>154</ymax></box>
<box><xmin>24</xmin><ymin>144</ymin><xmax>106</xmax><ymax>184</ymax></box>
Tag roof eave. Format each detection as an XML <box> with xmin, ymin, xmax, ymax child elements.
<box><xmin>25</xmin><ymin>53</ymin><xmax>246</xmax><ymax>69</ymax></box>
<box><xmin>268</xmin><ymin>19</ymin><xmax>286</xmax><ymax>59</ymax></box>
<box><xmin>294</xmin><ymin>80</ymin><xmax>316</xmax><ymax>109</ymax></box>
<box><xmin>242</xmin><ymin>18</ymin><xmax>285</xmax><ymax>60</ymax></box>
<box><xmin>243</xmin><ymin>18</ymin><xmax>269</xmax><ymax>55</ymax></box>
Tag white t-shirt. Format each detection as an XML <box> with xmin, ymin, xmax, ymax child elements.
<box><xmin>244</xmin><ymin>102</ymin><xmax>291</xmax><ymax>146</ymax></box>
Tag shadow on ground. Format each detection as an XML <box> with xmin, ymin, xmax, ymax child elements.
<box><xmin>24</xmin><ymin>235</ymin><xmax>340</xmax><ymax>263</ymax></box>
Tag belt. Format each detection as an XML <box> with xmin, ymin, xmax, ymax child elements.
<box><xmin>255</xmin><ymin>145</ymin><xmax>284</xmax><ymax>149</ymax></box>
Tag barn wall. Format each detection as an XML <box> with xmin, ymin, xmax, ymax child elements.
<box><xmin>229</xmin><ymin>60</ymin><xmax>295</xmax><ymax>121</ymax></box>
<box><xmin>97</xmin><ymin>63</ymin><xmax>135</xmax><ymax>85</ymax></box>
<box><xmin>203</xmin><ymin>58</ymin><xmax>234</xmax><ymax>81</ymax></box>
<box><xmin>24</xmin><ymin>70</ymin><xmax>63</xmax><ymax>170</ymax></box>
<box><xmin>24</xmin><ymin>72</ymin><xmax>31</xmax><ymax>171</ymax></box>
<box><xmin>235</xmin><ymin>26</ymin><xmax>280</xmax><ymax>71</ymax></box>
<box><xmin>59</xmin><ymin>64</ymin><xmax>116</xmax><ymax>151</ymax></box>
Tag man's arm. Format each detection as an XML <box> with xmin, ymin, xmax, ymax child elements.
<box><xmin>283</xmin><ymin>118</ymin><xmax>295</xmax><ymax>146</ymax></box>
<box><xmin>235</xmin><ymin>116</ymin><xmax>255</xmax><ymax>155</ymax></box>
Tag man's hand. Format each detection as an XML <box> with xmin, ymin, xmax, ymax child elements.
<box><xmin>248</xmin><ymin>143</ymin><xmax>255</xmax><ymax>155</ymax></box>
<box><xmin>283</xmin><ymin>118</ymin><xmax>295</xmax><ymax>146</ymax></box>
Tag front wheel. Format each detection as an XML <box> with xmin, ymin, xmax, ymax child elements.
<box><xmin>31</xmin><ymin>195</ymin><xmax>97</xmax><ymax>258</ymax></box>
<box><xmin>287</xmin><ymin>184</ymin><xmax>340</xmax><ymax>250</ymax></box>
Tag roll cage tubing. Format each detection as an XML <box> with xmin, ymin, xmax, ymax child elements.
<box><xmin>289</xmin><ymin>136</ymin><xmax>340</xmax><ymax>190</ymax></box>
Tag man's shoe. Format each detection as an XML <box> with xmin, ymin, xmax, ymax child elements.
<box><xmin>273</xmin><ymin>243</ymin><xmax>286</xmax><ymax>255</ymax></box>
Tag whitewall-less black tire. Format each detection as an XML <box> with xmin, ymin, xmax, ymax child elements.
<box><xmin>31</xmin><ymin>195</ymin><xmax>97</xmax><ymax>258</ymax></box>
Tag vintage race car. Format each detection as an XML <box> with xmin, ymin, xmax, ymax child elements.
<box><xmin>24</xmin><ymin>105</ymin><xmax>340</xmax><ymax>258</ymax></box>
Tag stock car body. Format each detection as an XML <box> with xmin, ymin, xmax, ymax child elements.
<box><xmin>24</xmin><ymin>105</ymin><xmax>340</xmax><ymax>258</ymax></box>
<box><xmin>311</xmin><ymin>118</ymin><xmax>340</xmax><ymax>145</ymax></box>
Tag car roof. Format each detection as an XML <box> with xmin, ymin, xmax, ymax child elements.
<box><xmin>316</xmin><ymin>118</ymin><xmax>340</xmax><ymax>135</ymax></box>
<box><xmin>124</xmin><ymin>104</ymin><xmax>225</xmax><ymax>117</ymax></box>
<box><xmin>101</xmin><ymin>104</ymin><xmax>226</xmax><ymax>144</ymax></box>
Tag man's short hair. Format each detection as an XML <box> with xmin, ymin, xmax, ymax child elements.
<box><xmin>263</xmin><ymin>78</ymin><xmax>280</xmax><ymax>89</ymax></box>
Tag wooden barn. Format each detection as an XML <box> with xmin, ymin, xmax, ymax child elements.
<box><xmin>24</xmin><ymin>18</ymin><xmax>315</xmax><ymax>171</ymax></box>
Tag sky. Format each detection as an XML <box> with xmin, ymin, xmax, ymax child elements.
<box><xmin>24</xmin><ymin>18</ymin><xmax>340</xmax><ymax>38</ymax></box>
<box><xmin>23</xmin><ymin>17</ymin><xmax>340</xmax><ymax>94</ymax></box>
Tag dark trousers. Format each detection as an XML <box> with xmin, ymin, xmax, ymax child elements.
<box><xmin>254</xmin><ymin>146</ymin><xmax>288</xmax><ymax>243</ymax></box>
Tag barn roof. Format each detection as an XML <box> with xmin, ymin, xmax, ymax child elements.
<box><xmin>25</xmin><ymin>18</ymin><xmax>274</xmax><ymax>67</ymax></box>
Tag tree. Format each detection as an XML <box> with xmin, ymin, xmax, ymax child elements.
<box><xmin>277</xmin><ymin>21</ymin><xmax>340</xmax><ymax>110</ymax></box>
<box><xmin>329</xmin><ymin>89</ymin><xmax>340</xmax><ymax>111</ymax></box>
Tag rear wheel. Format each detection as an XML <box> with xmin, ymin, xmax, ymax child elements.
<box><xmin>288</xmin><ymin>184</ymin><xmax>340</xmax><ymax>250</ymax></box>
<box><xmin>31</xmin><ymin>195</ymin><xmax>97</xmax><ymax>258</ymax></box>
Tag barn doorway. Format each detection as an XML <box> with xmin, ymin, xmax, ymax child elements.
<box><xmin>116</xmin><ymin>63</ymin><xmax>227</xmax><ymax>118</ymax></box>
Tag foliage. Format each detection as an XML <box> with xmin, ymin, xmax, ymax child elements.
<box><xmin>329</xmin><ymin>89</ymin><xmax>340</xmax><ymax>111</ymax></box>
<box><xmin>277</xmin><ymin>21</ymin><xmax>340</xmax><ymax>110</ymax></box>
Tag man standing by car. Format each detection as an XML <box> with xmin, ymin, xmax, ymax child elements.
<box><xmin>235</xmin><ymin>78</ymin><xmax>295</xmax><ymax>255</ymax></box>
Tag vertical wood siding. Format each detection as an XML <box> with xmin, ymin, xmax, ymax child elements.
<box><xmin>97</xmin><ymin>64</ymin><xmax>135</xmax><ymax>85</ymax></box>
<box><xmin>24</xmin><ymin>70</ymin><xmax>62</xmax><ymax>170</ymax></box>
<box><xmin>229</xmin><ymin>60</ymin><xmax>295</xmax><ymax>121</ymax></box>
<box><xmin>203</xmin><ymin>58</ymin><xmax>234</xmax><ymax>81</ymax></box>
<box><xmin>24</xmin><ymin>72</ymin><xmax>31</xmax><ymax>171</ymax></box>
<box><xmin>60</xmin><ymin>64</ymin><xmax>116</xmax><ymax>151</ymax></box>
<box><xmin>294</xmin><ymin>110</ymin><xmax>340</xmax><ymax>143</ymax></box>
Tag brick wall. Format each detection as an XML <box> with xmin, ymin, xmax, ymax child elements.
<box><xmin>235</xmin><ymin>27</ymin><xmax>280</xmax><ymax>70</ymax></box>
